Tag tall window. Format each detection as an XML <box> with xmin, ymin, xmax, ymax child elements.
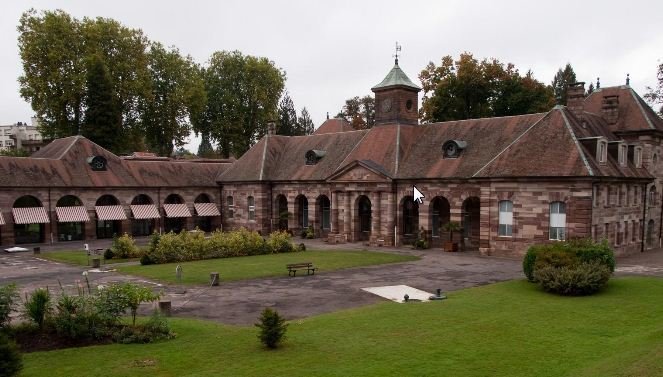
<box><xmin>227</xmin><ymin>196</ymin><xmax>234</xmax><ymax>219</ymax></box>
<box><xmin>247</xmin><ymin>196</ymin><xmax>255</xmax><ymax>221</ymax></box>
<box><xmin>498</xmin><ymin>200</ymin><xmax>513</xmax><ymax>237</ymax></box>
<box><xmin>320</xmin><ymin>196</ymin><xmax>331</xmax><ymax>230</ymax></box>
<box><xmin>619</xmin><ymin>144</ymin><xmax>627</xmax><ymax>166</ymax></box>
<box><xmin>649</xmin><ymin>186</ymin><xmax>657</xmax><ymax>205</ymax></box>
<box><xmin>549</xmin><ymin>201</ymin><xmax>566</xmax><ymax>241</ymax></box>
<box><xmin>598</xmin><ymin>141</ymin><xmax>607</xmax><ymax>163</ymax></box>
<box><xmin>634</xmin><ymin>147</ymin><xmax>643</xmax><ymax>168</ymax></box>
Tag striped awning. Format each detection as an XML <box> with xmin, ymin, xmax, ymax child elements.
<box><xmin>55</xmin><ymin>206</ymin><xmax>90</xmax><ymax>222</ymax></box>
<box><xmin>95</xmin><ymin>205</ymin><xmax>127</xmax><ymax>221</ymax></box>
<box><xmin>0</xmin><ymin>212</ymin><xmax>5</xmax><ymax>225</ymax></box>
<box><xmin>194</xmin><ymin>203</ymin><xmax>221</xmax><ymax>217</ymax></box>
<box><xmin>130</xmin><ymin>204</ymin><xmax>160</xmax><ymax>219</ymax></box>
<box><xmin>12</xmin><ymin>207</ymin><xmax>50</xmax><ymax>224</ymax></box>
<box><xmin>163</xmin><ymin>204</ymin><xmax>191</xmax><ymax>218</ymax></box>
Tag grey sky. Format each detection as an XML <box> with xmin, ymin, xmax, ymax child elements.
<box><xmin>1</xmin><ymin>0</ymin><xmax>662</xmax><ymax>152</ymax></box>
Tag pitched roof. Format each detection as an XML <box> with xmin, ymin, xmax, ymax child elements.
<box><xmin>371</xmin><ymin>62</ymin><xmax>421</xmax><ymax>91</ymax></box>
<box><xmin>313</xmin><ymin>118</ymin><xmax>354</xmax><ymax>134</ymax></box>
<box><xmin>0</xmin><ymin>136</ymin><xmax>231</xmax><ymax>187</ymax></box>
<box><xmin>583</xmin><ymin>86</ymin><xmax>663</xmax><ymax>132</ymax></box>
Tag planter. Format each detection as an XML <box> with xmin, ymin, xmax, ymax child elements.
<box><xmin>444</xmin><ymin>242</ymin><xmax>459</xmax><ymax>252</ymax></box>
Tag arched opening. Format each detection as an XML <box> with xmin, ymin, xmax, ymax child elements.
<box><xmin>55</xmin><ymin>195</ymin><xmax>86</xmax><ymax>241</ymax></box>
<box><xmin>163</xmin><ymin>194</ymin><xmax>188</xmax><ymax>233</ymax></box>
<box><xmin>95</xmin><ymin>195</ymin><xmax>123</xmax><ymax>239</ymax></box>
<box><xmin>194</xmin><ymin>193</ymin><xmax>214</xmax><ymax>232</ymax></box>
<box><xmin>295</xmin><ymin>195</ymin><xmax>309</xmax><ymax>232</ymax></box>
<box><xmin>355</xmin><ymin>195</ymin><xmax>372</xmax><ymax>241</ymax></box>
<box><xmin>462</xmin><ymin>196</ymin><xmax>481</xmax><ymax>249</ymax></box>
<box><xmin>401</xmin><ymin>196</ymin><xmax>419</xmax><ymax>245</ymax></box>
<box><xmin>430</xmin><ymin>196</ymin><xmax>450</xmax><ymax>247</ymax></box>
<box><xmin>317</xmin><ymin>195</ymin><xmax>331</xmax><ymax>235</ymax></box>
<box><xmin>275</xmin><ymin>195</ymin><xmax>288</xmax><ymax>231</ymax></box>
<box><xmin>130</xmin><ymin>194</ymin><xmax>156</xmax><ymax>237</ymax></box>
<box><xmin>13</xmin><ymin>195</ymin><xmax>47</xmax><ymax>244</ymax></box>
<box><xmin>647</xmin><ymin>219</ymin><xmax>655</xmax><ymax>247</ymax></box>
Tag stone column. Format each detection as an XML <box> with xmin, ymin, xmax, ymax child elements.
<box><xmin>479</xmin><ymin>185</ymin><xmax>491</xmax><ymax>254</ymax></box>
<box><xmin>1</xmin><ymin>212</ymin><xmax>15</xmax><ymax>245</ymax></box>
<box><xmin>385</xmin><ymin>191</ymin><xmax>394</xmax><ymax>246</ymax></box>
<box><xmin>331</xmin><ymin>191</ymin><xmax>339</xmax><ymax>234</ymax></box>
<box><xmin>372</xmin><ymin>192</ymin><xmax>381</xmax><ymax>239</ymax></box>
<box><xmin>344</xmin><ymin>192</ymin><xmax>352</xmax><ymax>241</ymax></box>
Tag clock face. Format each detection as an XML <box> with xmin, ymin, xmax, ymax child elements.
<box><xmin>381</xmin><ymin>98</ymin><xmax>392</xmax><ymax>112</ymax></box>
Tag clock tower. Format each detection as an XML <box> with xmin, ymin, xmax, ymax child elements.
<box><xmin>371</xmin><ymin>51</ymin><xmax>421</xmax><ymax>126</ymax></box>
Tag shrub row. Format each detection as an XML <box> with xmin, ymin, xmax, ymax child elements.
<box><xmin>104</xmin><ymin>233</ymin><xmax>142</xmax><ymax>260</ymax></box>
<box><xmin>141</xmin><ymin>229</ymin><xmax>298</xmax><ymax>265</ymax></box>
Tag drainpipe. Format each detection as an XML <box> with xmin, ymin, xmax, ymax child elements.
<box><xmin>269</xmin><ymin>182</ymin><xmax>273</xmax><ymax>234</ymax></box>
<box><xmin>641</xmin><ymin>183</ymin><xmax>647</xmax><ymax>253</ymax></box>
<box><xmin>392</xmin><ymin>181</ymin><xmax>398</xmax><ymax>246</ymax></box>
<box><xmin>48</xmin><ymin>186</ymin><xmax>53</xmax><ymax>245</ymax></box>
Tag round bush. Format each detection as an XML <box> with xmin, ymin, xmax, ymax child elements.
<box><xmin>533</xmin><ymin>260</ymin><xmax>611</xmax><ymax>296</ymax></box>
<box><xmin>103</xmin><ymin>248</ymin><xmax>115</xmax><ymax>260</ymax></box>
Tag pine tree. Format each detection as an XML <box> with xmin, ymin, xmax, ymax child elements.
<box><xmin>586</xmin><ymin>82</ymin><xmax>595</xmax><ymax>96</ymax></box>
<box><xmin>278</xmin><ymin>92</ymin><xmax>300</xmax><ymax>136</ymax></box>
<box><xmin>255</xmin><ymin>308</ymin><xmax>287</xmax><ymax>349</ymax></box>
<box><xmin>81</xmin><ymin>54</ymin><xmax>122</xmax><ymax>152</ymax></box>
<box><xmin>298</xmin><ymin>107</ymin><xmax>315</xmax><ymax>135</ymax></box>
<box><xmin>551</xmin><ymin>63</ymin><xmax>577</xmax><ymax>105</ymax></box>
<box><xmin>197</xmin><ymin>133</ymin><xmax>215</xmax><ymax>157</ymax></box>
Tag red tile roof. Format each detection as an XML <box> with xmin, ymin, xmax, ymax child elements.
<box><xmin>313</xmin><ymin>118</ymin><xmax>354</xmax><ymax>134</ymax></box>
<box><xmin>583</xmin><ymin>86</ymin><xmax>663</xmax><ymax>132</ymax></box>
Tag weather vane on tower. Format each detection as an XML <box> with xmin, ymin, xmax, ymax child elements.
<box><xmin>393</xmin><ymin>41</ymin><xmax>401</xmax><ymax>65</ymax></box>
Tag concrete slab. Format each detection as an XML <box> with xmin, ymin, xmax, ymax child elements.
<box><xmin>362</xmin><ymin>285</ymin><xmax>434</xmax><ymax>303</ymax></box>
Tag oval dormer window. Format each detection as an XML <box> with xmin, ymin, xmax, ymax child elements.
<box><xmin>305</xmin><ymin>150</ymin><xmax>327</xmax><ymax>165</ymax></box>
<box><xmin>442</xmin><ymin>140</ymin><xmax>467</xmax><ymax>159</ymax></box>
<box><xmin>87</xmin><ymin>156</ymin><xmax>107</xmax><ymax>171</ymax></box>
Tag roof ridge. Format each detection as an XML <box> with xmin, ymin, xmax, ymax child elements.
<box><xmin>629</xmin><ymin>88</ymin><xmax>656</xmax><ymax>130</ymax></box>
<box><xmin>259</xmin><ymin>136</ymin><xmax>269</xmax><ymax>181</ymax></box>
<box><xmin>557</xmin><ymin>108</ymin><xmax>594</xmax><ymax>176</ymax></box>
<box><xmin>423</xmin><ymin>112</ymin><xmax>547</xmax><ymax>127</ymax></box>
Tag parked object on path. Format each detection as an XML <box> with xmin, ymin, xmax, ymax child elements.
<box><xmin>4</xmin><ymin>247</ymin><xmax>29</xmax><ymax>253</ymax></box>
<box><xmin>286</xmin><ymin>262</ymin><xmax>317</xmax><ymax>277</ymax></box>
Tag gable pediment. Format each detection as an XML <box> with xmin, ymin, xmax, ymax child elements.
<box><xmin>327</xmin><ymin>160</ymin><xmax>392</xmax><ymax>182</ymax></box>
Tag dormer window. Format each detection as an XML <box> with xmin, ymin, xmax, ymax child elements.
<box><xmin>442</xmin><ymin>140</ymin><xmax>467</xmax><ymax>159</ymax></box>
<box><xmin>597</xmin><ymin>139</ymin><xmax>608</xmax><ymax>164</ymax></box>
<box><xmin>634</xmin><ymin>146</ymin><xmax>643</xmax><ymax>168</ymax></box>
<box><xmin>305</xmin><ymin>150</ymin><xmax>326</xmax><ymax>165</ymax></box>
<box><xmin>86</xmin><ymin>156</ymin><xmax>107</xmax><ymax>171</ymax></box>
<box><xmin>618</xmin><ymin>143</ymin><xmax>627</xmax><ymax>167</ymax></box>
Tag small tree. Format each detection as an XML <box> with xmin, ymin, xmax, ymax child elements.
<box><xmin>255</xmin><ymin>308</ymin><xmax>287</xmax><ymax>349</ymax></box>
<box><xmin>442</xmin><ymin>221</ymin><xmax>461</xmax><ymax>242</ymax></box>
<box><xmin>0</xmin><ymin>333</ymin><xmax>22</xmax><ymax>377</ymax></box>
<box><xmin>0</xmin><ymin>284</ymin><xmax>18</xmax><ymax>329</ymax></box>
<box><xmin>23</xmin><ymin>288</ymin><xmax>51</xmax><ymax>329</ymax></box>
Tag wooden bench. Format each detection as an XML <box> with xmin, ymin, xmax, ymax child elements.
<box><xmin>286</xmin><ymin>262</ymin><xmax>317</xmax><ymax>277</ymax></box>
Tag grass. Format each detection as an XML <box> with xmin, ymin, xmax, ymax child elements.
<box><xmin>20</xmin><ymin>277</ymin><xmax>663</xmax><ymax>377</ymax></box>
<box><xmin>41</xmin><ymin>250</ymin><xmax>140</xmax><ymax>266</ymax></box>
<box><xmin>118</xmin><ymin>250</ymin><xmax>418</xmax><ymax>284</ymax></box>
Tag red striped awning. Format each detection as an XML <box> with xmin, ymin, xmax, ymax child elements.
<box><xmin>163</xmin><ymin>204</ymin><xmax>191</xmax><ymax>218</ymax></box>
<box><xmin>55</xmin><ymin>206</ymin><xmax>90</xmax><ymax>222</ymax></box>
<box><xmin>0</xmin><ymin>212</ymin><xmax>5</xmax><ymax>225</ymax></box>
<box><xmin>95</xmin><ymin>205</ymin><xmax>127</xmax><ymax>221</ymax></box>
<box><xmin>130</xmin><ymin>204</ymin><xmax>160</xmax><ymax>219</ymax></box>
<box><xmin>194</xmin><ymin>203</ymin><xmax>221</xmax><ymax>217</ymax></box>
<box><xmin>12</xmin><ymin>207</ymin><xmax>50</xmax><ymax>224</ymax></box>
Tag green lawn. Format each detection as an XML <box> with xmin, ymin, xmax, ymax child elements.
<box><xmin>118</xmin><ymin>250</ymin><xmax>418</xmax><ymax>284</ymax></box>
<box><xmin>20</xmin><ymin>277</ymin><xmax>663</xmax><ymax>377</ymax></box>
<box><xmin>41</xmin><ymin>250</ymin><xmax>139</xmax><ymax>266</ymax></box>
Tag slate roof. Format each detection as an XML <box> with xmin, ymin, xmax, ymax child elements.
<box><xmin>313</xmin><ymin>118</ymin><xmax>354</xmax><ymax>134</ymax></box>
<box><xmin>0</xmin><ymin>136</ymin><xmax>231</xmax><ymax>187</ymax></box>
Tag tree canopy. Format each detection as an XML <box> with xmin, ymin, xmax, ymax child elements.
<box><xmin>81</xmin><ymin>54</ymin><xmax>122</xmax><ymax>152</ymax></box>
<box><xmin>645</xmin><ymin>62</ymin><xmax>663</xmax><ymax>115</ymax></box>
<box><xmin>336</xmin><ymin>95</ymin><xmax>375</xmax><ymax>129</ymax></box>
<box><xmin>551</xmin><ymin>63</ymin><xmax>577</xmax><ymax>105</ymax></box>
<box><xmin>419</xmin><ymin>53</ymin><xmax>554</xmax><ymax>123</ymax></box>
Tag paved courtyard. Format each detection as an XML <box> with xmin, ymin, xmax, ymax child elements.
<box><xmin>1</xmin><ymin>240</ymin><xmax>662</xmax><ymax>325</ymax></box>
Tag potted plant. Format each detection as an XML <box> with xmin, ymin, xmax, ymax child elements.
<box><xmin>442</xmin><ymin>221</ymin><xmax>461</xmax><ymax>252</ymax></box>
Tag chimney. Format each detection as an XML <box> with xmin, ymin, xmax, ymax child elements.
<box><xmin>267</xmin><ymin>121</ymin><xmax>276</xmax><ymax>135</ymax></box>
<box><xmin>601</xmin><ymin>95</ymin><xmax>619</xmax><ymax>125</ymax></box>
<box><xmin>566</xmin><ymin>82</ymin><xmax>585</xmax><ymax>118</ymax></box>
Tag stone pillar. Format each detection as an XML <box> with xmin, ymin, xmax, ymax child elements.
<box><xmin>385</xmin><ymin>191</ymin><xmax>394</xmax><ymax>246</ymax></box>
<box><xmin>372</xmin><ymin>192</ymin><xmax>381</xmax><ymax>238</ymax></box>
<box><xmin>120</xmin><ymin>219</ymin><xmax>132</xmax><ymax>236</ymax></box>
<box><xmin>332</xmin><ymin>191</ymin><xmax>339</xmax><ymax>234</ymax></box>
<box><xmin>344</xmin><ymin>192</ymin><xmax>352</xmax><ymax>241</ymax></box>
<box><xmin>1</xmin><ymin>212</ymin><xmax>14</xmax><ymax>246</ymax></box>
<box><xmin>479</xmin><ymin>185</ymin><xmax>491</xmax><ymax>254</ymax></box>
<box><xmin>84</xmin><ymin>217</ymin><xmax>96</xmax><ymax>241</ymax></box>
<box><xmin>419</xmin><ymin>199</ymin><xmax>430</xmax><ymax>241</ymax></box>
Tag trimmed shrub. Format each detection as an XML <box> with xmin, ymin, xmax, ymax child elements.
<box><xmin>0</xmin><ymin>333</ymin><xmax>22</xmax><ymax>377</ymax></box>
<box><xmin>113</xmin><ymin>312</ymin><xmax>174</xmax><ymax>344</ymax></box>
<box><xmin>267</xmin><ymin>231</ymin><xmax>295</xmax><ymax>254</ymax></box>
<box><xmin>103</xmin><ymin>248</ymin><xmax>115</xmax><ymax>260</ymax></box>
<box><xmin>112</xmin><ymin>233</ymin><xmax>141</xmax><ymax>259</ymax></box>
<box><xmin>523</xmin><ymin>239</ymin><xmax>615</xmax><ymax>282</ymax></box>
<box><xmin>23</xmin><ymin>288</ymin><xmax>51</xmax><ymax>329</ymax></box>
<box><xmin>255</xmin><ymin>308</ymin><xmax>287</xmax><ymax>349</ymax></box>
<box><xmin>534</xmin><ymin>260</ymin><xmax>612</xmax><ymax>296</ymax></box>
<box><xmin>140</xmin><ymin>253</ymin><xmax>154</xmax><ymax>265</ymax></box>
<box><xmin>0</xmin><ymin>284</ymin><xmax>18</xmax><ymax>329</ymax></box>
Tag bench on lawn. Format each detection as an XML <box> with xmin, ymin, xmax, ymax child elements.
<box><xmin>286</xmin><ymin>262</ymin><xmax>317</xmax><ymax>277</ymax></box>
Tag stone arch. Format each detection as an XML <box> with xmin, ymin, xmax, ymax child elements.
<box><xmin>55</xmin><ymin>195</ymin><xmax>85</xmax><ymax>242</ymax></box>
<box><xmin>295</xmin><ymin>194</ymin><xmax>309</xmax><ymax>231</ymax></box>
<box><xmin>430</xmin><ymin>196</ymin><xmax>450</xmax><ymax>246</ymax></box>
<box><xmin>316</xmin><ymin>195</ymin><xmax>331</xmax><ymax>235</ymax></box>
<box><xmin>461</xmin><ymin>196</ymin><xmax>481</xmax><ymax>250</ymax></box>
<box><xmin>401</xmin><ymin>196</ymin><xmax>419</xmax><ymax>245</ymax></box>
<box><xmin>275</xmin><ymin>194</ymin><xmax>289</xmax><ymax>230</ymax></box>
<box><xmin>355</xmin><ymin>195</ymin><xmax>372</xmax><ymax>242</ymax></box>
<box><xmin>95</xmin><ymin>194</ymin><xmax>122</xmax><ymax>239</ymax></box>
<box><xmin>12</xmin><ymin>195</ymin><xmax>46</xmax><ymax>244</ymax></box>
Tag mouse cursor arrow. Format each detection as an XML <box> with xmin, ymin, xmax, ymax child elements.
<box><xmin>413</xmin><ymin>186</ymin><xmax>425</xmax><ymax>204</ymax></box>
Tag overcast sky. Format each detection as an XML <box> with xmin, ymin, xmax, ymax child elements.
<box><xmin>1</xmin><ymin>0</ymin><xmax>662</xmax><ymax>152</ymax></box>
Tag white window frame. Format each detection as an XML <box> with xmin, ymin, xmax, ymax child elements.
<box><xmin>597</xmin><ymin>140</ymin><xmax>608</xmax><ymax>164</ymax></box>
<box><xmin>549</xmin><ymin>201</ymin><xmax>566</xmax><ymax>241</ymax></box>
<box><xmin>247</xmin><ymin>196</ymin><xmax>255</xmax><ymax>221</ymax></box>
<box><xmin>497</xmin><ymin>200</ymin><xmax>513</xmax><ymax>237</ymax></box>
<box><xmin>634</xmin><ymin>146</ymin><xmax>643</xmax><ymax>168</ymax></box>
<box><xmin>226</xmin><ymin>196</ymin><xmax>234</xmax><ymax>219</ymax></box>
<box><xmin>618</xmin><ymin>143</ymin><xmax>627</xmax><ymax>166</ymax></box>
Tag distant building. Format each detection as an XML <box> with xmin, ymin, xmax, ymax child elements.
<box><xmin>0</xmin><ymin>117</ymin><xmax>47</xmax><ymax>153</ymax></box>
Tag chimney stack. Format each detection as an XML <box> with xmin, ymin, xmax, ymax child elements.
<box><xmin>601</xmin><ymin>95</ymin><xmax>620</xmax><ymax>125</ymax></box>
<box><xmin>566</xmin><ymin>82</ymin><xmax>585</xmax><ymax>118</ymax></box>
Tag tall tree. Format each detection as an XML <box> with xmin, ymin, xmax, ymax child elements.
<box><xmin>645</xmin><ymin>62</ymin><xmax>663</xmax><ymax>115</ymax></box>
<box><xmin>586</xmin><ymin>81</ymin><xmax>595</xmax><ymax>96</ymax></box>
<box><xmin>197</xmin><ymin>51</ymin><xmax>285</xmax><ymax>158</ymax></box>
<box><xmin>551</xmin><ymin>63</ymin><xmax>577</xmax><ymax>105</ymax></box>
<box><xmin>419</xmin><ymin>53</ymin><xmax>554</xmax><ymax>122</ymax></box>
<box><xmin>277</xmin><ymin>92</ymin><xmax>299</xmax><ymax>136</ymax></box>
<box><xmin>336</xmin><ymin>95</ymin><xmax>375</xmax><ymax>129</ymax></box>
<box><xmin>197</xmin><ymin>133</ymin><xmax>215</xmax><ymax>158</ymax></box>
<box><xmin>298</xmin><ymin>107</ymin><xmax>315</xmax><ymax>135</ymax></box>
<box><xmin>142</xmin><ymin>43</ymin><xmax>206</xmax><ymax>156</ymax></box>
<box><xmin>81</xmin><ymin>54</ymin><xmax>122</xmax><ymax>151</ymax></box>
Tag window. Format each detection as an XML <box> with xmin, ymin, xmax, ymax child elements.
<box><xmin>618</xmin><ymin>144</ymin><xmax>627</xmax><ymax>166</ymax></box>
<box><xmin>634</xmin><ymin>147</ymin><xmax>643</xmax><ymax>168</ymax></box>
<box><xmin>226</xmin><ymin>196</ymin><xmax>234</xmax><ymax>219</ymax></box>
<box><xmin>624</xmin><ymin>221</ymin><xmax>629</xmax><ymax>245</ymax></box>
<box><xmin>247</xmin><ymin>196</ymin><xmax>255</xmax><ymax>221</ymax></box>
<box><xmin>498</xmin><ymin>200</ymin><xmax>513</xmax><ymax>237</ymax></box>
<box><xmin>549</xmin><ymin>201</ymin><xmax>566</xmax><ymax>241</ymax></box>
<box><xmin>597</xmin><ymin>140</ymin><xmax>607</xmax><ymax>163</ymax></box>
<box><xmin>649</xmin><ymin>186</ymin><xmax>657</xmax><ymax>205</ymax></box>
<box><xmin>5</xmin><ymin>140</ymin><xmax>13</xmax><ymax>147</ymax></box>
<box><xmin>320</xmin><ymin>196</ymin><xmax>331</xmax><ymax>230</ymax></box>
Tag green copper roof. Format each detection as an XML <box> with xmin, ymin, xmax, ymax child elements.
<box><xmin>372</xmin><ymin>62</ymin><xmax>421</xmax><ymax>91</ymax></box>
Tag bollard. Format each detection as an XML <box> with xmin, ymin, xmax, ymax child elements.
<box><xmin>33</xmin><ymin>247</ymin><xmax>41</xmax><ymax>255</ymax></box>
<box><xmin>91</xmin><ymin>258</ymin><xmax>101</xmax><ymax>268</ymax></box>
<box><xmin>158</xmin><ymin>300</ymin><xmax>172</xmax><ymax>317</ymax></box>
<box><xmin>210</xmin><ymin>272</ymin><xmax>220</xmax><ymax>286</ymax></box>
